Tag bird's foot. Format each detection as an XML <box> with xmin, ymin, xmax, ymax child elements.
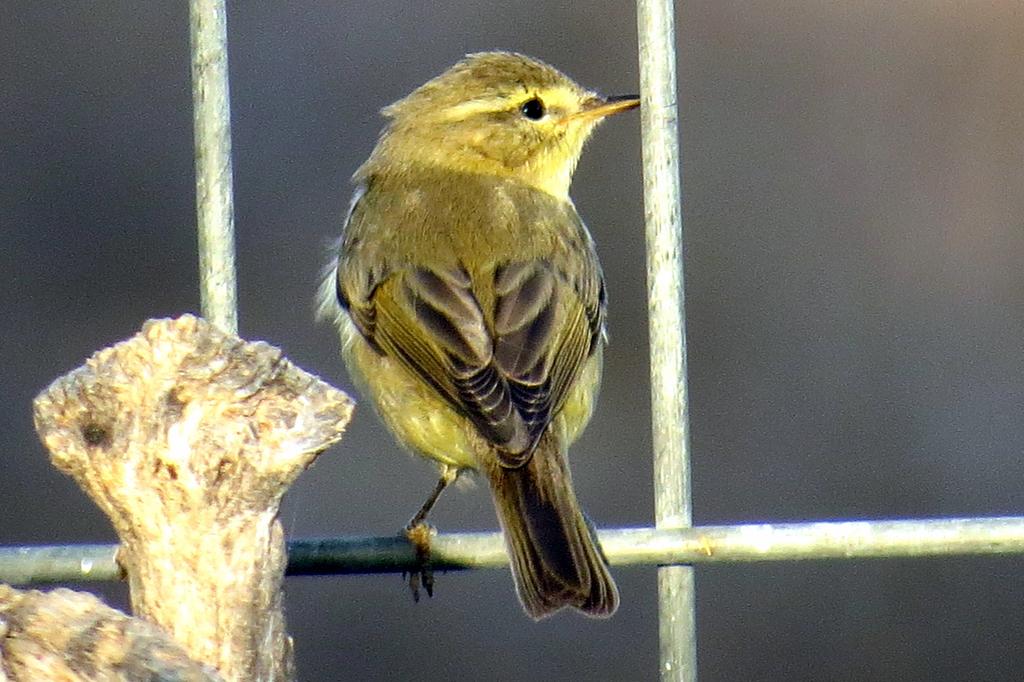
<box><xmin>404</xmin><ymin>520</ymin><xmax>436</xmax><ymax>602</ymax></box>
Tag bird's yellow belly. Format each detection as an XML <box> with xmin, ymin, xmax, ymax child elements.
<box><xmin>341</xmin><ymin>315</ymin><xmax>480</xmax><ymax>470</ymax></box>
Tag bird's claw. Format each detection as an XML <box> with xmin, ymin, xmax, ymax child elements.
<box><xmin>404</xmin><ymin>521</ymin><xmax>436</xmax><ymax>602</ymax></box>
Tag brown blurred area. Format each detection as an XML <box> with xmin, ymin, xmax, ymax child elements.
<box><xmin>2</xmin><ymin>2</ymin><xmax>1023</xmax><ymax>680</ymax></box>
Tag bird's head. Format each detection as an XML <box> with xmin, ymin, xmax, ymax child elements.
<box><xmin>365</xmin><ymin>52</ymin><xmax>639</xmax><ymax>198</ymax></box>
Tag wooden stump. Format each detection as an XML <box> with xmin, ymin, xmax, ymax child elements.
<box><xmin>29</xmin><ymin>315</ymin><xmax>353</xmax><ymax>681</ymax></box>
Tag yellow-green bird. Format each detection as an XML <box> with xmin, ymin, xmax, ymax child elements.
<box><xmin>321</xmin><ymin>51</ymin><xmax>637</xmax><ymax>619</ymax></box>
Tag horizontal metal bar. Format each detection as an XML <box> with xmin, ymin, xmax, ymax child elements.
<box><xmin>0</xmin><ymin>544</ymin><xmax>120</xmax><ymax>584</ymax></box>
<box><xmin>601</xmin><ymin>516</ymin><xmax>1024</xmax><ymax>564</ymax></box>
<box><xmin>4</xmin><ymin>516</ymin><xmax>1024</xmax><ymax>585</ymax></box>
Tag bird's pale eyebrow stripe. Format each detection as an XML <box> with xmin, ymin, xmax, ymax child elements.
<box><xmin>440</xmin><ymin>97</ymin><xmax>518</xmax><ymax>121</ymax></box>
<box><xmin>438</xmin><ymin>87</ymin><xmax>586</xmax><ymax>121</ymax></box>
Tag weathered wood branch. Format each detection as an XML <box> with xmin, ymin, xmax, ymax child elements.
<box><xmin>29</xmin><ymin>315</ymin><xmax>353</xmax><ymax>681</ymax></box>
<box><xmin>0</xmin><ymin>585</ymin><xmax>223</xmax><ymax>681</ymax></box>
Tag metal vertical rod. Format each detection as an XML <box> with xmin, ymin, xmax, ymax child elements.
<box><xmin>636</xmin><ymin>1</ymin><xmax>697</xmax><ymax>680</ymax></box>
<box><xmin>190</xmin><ymin>0</ymin><xmax>238</xmax><ymax>334</ymax></box>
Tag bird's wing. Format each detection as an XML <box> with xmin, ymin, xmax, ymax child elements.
<box><xmin>337</xmin><ymin>254</ymin><xmax>603</xmax><ymax>468</ymax></box>
<box><xmin>490</xmin><ymin>259</ymin><xmax>604</xmax><ymax>457</ymax></box>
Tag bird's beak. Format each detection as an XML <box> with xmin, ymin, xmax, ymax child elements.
<box><xmin>567</xmin><ymin>94</ymin><xmax>641</xmax><ymax>123</ymax></box>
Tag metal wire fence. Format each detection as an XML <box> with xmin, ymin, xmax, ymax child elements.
<box><xmin>4</xmin><ymin>2</ymin><xmax>1024</xmax><ymax>681</ymax></box>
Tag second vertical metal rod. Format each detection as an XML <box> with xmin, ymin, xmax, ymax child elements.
<box><xmin>636</xmin><ymin>0</ymin><xmax>697</xmax><ymax>679</ymax></box>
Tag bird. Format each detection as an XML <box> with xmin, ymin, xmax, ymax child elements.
<box><xmin>320</xmin><ymin>51</ymin><xmax>638</xmax><ymax>619</ymax></box>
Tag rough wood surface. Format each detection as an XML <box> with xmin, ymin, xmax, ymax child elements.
<box><xmin>32</xmin><ymin>315</ymin><xmax>354</xmax><ymax>681</ymax></box>
<box><xmin>0</xmin><ymin>585</ymin><xmax>222</xmax><ymax>681</ymax></box>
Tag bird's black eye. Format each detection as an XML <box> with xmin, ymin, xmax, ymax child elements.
<box><xmin>520</xmin><ymin>97</ymin><xmax>546</xmax><ymax>120</ymax></box>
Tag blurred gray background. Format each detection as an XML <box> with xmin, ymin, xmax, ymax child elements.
<box><xmin>3</xmin><ymin>2</ymin><xmax>1023</xmax><ymax>680</ymax></box>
